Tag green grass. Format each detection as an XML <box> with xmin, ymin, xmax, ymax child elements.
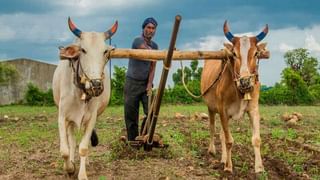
<box><xmin>0</xmin><ymin>104</ymin><xmax>319</xmax><ymax>179</ymax></box>
<box><xmin>0</xmin><ymin>105</ymin><xmax>56</xmax><ymax>116</ymax></box>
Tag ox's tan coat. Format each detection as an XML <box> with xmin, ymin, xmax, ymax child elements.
<box><xmin>201</xmin><ymin>36</ymin><xmax>266</xmax><ymax>173</ymax></box>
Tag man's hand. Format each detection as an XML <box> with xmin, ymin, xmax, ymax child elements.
<box><xmin>146</xmin><ymin>83</ymin><xmax>153</xmax><ymax>92</ymax></box>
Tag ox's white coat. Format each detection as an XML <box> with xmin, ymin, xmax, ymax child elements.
<box><xmin>53</xmin><ymin>31</ymin><xmax>112</xmax><ymax>180</ymax></box>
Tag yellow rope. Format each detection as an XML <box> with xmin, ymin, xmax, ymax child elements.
<box><xmin>180</xmin><ymin>49</ymin><xmax>231</xmax><ymax>99</ymax></box>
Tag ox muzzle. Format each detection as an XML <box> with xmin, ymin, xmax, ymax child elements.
<box><xmin>83</xmin><ymin>78</ymin><xmax>104</xmax><ymax>97</ymax></box>
<box><xmin>236</xmin><ymin>75</ymin><xmax>255</xmax><ymax>93</ymax></box>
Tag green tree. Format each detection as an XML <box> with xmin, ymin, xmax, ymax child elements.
<box><xmin>110</xmin><ymin>66</ymin><xmax>126</xmax><ymax>105</ymax></box>
<box><xmin>260</xmin><ymin>48</ymin><xmax>320</xmax><ymax>105</ymax></box>
<box><xmin>190</xmin><ymin>60</ymin><xmax>202</xmax><ymax>81</ymax></box>
<box><xmin>281</xmin><ymin>68</ymin><xmax>314</xmax><ymax>104</ymax></box>
<box><xmin>172</xmin><ymin>60</ymin><xmax>202</xmax><ymax>85</ymax></box>
<box><xmin>166</xmin><ymin>60</ymin><xmax>203</xmax><ymax>104</ymax></box>
<box><xmin>172</xmin><ymin>66</ymin><xmax>192</xmax><ymax>85</ymax></box>
<box><xmin>284</xmin><ymin>48</ymin><xmax>319</xmax><ymax>86</ymax></box>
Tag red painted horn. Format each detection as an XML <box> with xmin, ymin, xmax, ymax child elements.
<box><xmin>104</xmin><ymin>21</ymin><xmax>118</xmax><ymax>40</ymax></box>
<box><xmin>68</xmin><ymin>17</ymin><xmax>82</xmax><ymax>38</ymax></box>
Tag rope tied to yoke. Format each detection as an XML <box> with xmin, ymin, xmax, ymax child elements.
<box><xmin>180</xmin><ymin>48</ymin><xmax>230</xmax><ymax>98</ymax></box>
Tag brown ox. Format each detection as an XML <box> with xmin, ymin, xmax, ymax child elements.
<box><xmin>201</xmin><ymin>21</ymin><xmax>268</xmax><ymax>173</ymax></box>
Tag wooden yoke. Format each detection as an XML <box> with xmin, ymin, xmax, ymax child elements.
<box><xmin>109</xmin><ymin>48</ymin><xmax>270</xmax><ymax>61</ymax></box>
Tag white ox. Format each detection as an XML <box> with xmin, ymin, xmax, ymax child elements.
<box><xmin>53</xmin><ymin>17</ymin><xmax>118</xmax><ymax>180</ymax></box>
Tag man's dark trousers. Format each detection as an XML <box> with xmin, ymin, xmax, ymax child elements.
<box><xmin>124</xmin><ymin>77</ymin><xmax>148</xmax><ymax>141</ymax></box>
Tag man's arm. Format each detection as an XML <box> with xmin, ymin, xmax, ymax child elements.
<box><xmin>147</xmin><ymin>61</ymin><xmax>156</xmax><ymax>91</ymax></box>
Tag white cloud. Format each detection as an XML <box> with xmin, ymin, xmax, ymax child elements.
<box><xmin>305</xmin><ymin>34</ymin><xmax>320</xmax><ymax>57</ymax></box>
<box><xmin>51</xmin><ymin>0</ymin><xmax>157</xmax><ymax>16</ymax></box>
<box><xmin>0</xmin><ymin>13</ymin><xmax>72</xmax><ymax>43</ymax></box>
<box><xmin>183</xmin><ymin>36</ymin><xmax>225</xmax><ymax>51</ymax></box>
<box><xmin>279</xmin><ymin>43</ymin><xmax>295</xmax><ymax>53</ymax></box>
<box><xmin>0</xmin><ymin>23</ymin><xmax>16</xmax><ymax>41</ymax></box>
<box><xmin>0</xmin><ymin>0</ymin><xmax>159</xmax><ymax>43</ymax></box>
<box><xmin>267</xmin><ymin>25</ymin><xmax>320</xmax><ymax>56</ymax></box>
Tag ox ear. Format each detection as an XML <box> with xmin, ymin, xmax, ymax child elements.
<box><xmin>59</xmin><ymin>45</ymin><xmax>80</xmax><ymax>60</ymax></box>
<box><xmin>257</xmin><ymin>42</ymin><xmax>267</xmax><ymax>51</ymax></box>
<box><xmin>223</xmin><ymin>43</ymin><xmax>233</xmax><ymax>51</ymax></box>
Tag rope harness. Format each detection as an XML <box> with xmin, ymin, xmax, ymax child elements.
<box><xmin>67</xmin><ymin>46</ymin><xmax>114</xmax><ymax>103</ymax></box>
<box><xmin>181</xmin><ymin>48</ymin><xmax>261</xmax><ymax>100</ymax></box>
<box><xmin>180</xmin><ymin>49</ymin><xmax>229</xmax><ymax>98</ymax></box>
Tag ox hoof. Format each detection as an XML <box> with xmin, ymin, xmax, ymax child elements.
<box><xmin>220</xmin><ymin>159</ymin><xmax>227</xmax><ymax>164</ymax></box>
<box><xmin>223</xmin><ymin>167</ymin><xmax>233</xmax><ymax>173</ymax></box>
<box><xmin>64</xmin><ymin>161</ymin><xmax>76</xmax><ymax>175</ymax></box>
<box><xmin>207</xmin><ymin>147</ymin><xmax>216</xmax><ymax>155</ymax></box>
<box><xmin>78</xmin><ymin>174</ymin><xmax>88</xmax><ymax>180</ymax></box>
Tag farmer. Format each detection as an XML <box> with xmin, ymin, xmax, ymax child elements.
<box><xmin>124</xmin><ymin>17</ymin><xmax>158</xmax><ymax>141</ymax></box>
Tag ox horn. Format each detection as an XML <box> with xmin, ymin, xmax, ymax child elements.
<box><xmin>223</xmin><ymin>20</ymin><xmax>234</xmax><ymax>42</ymax></box>
<box><xmin>256</xmin><ymin>24</ymin><xmax>269</xmax><ymax>42</ymax></box>
<box><xmin>68</xmin><ymin>17</ymin><xmax>82</xmax><ymax>38</ymax></box>
<box><xmin>104</xmin><ymin>21</ymin><xmax>118</xmax><ymax>40</ymax></box>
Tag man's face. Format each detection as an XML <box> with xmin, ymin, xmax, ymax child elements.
<box><xmin>143</xmin><ymin>23</ymin><xmax>156</xmax><ymax>39</ymax></box>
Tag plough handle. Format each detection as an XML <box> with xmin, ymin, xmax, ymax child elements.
<box><xmin>146</xmin><ymin>15</ymin><xmax>182</xmax><ymax>148</ymax></box>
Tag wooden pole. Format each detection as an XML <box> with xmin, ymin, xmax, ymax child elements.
<box><xmin>145</xmin><ymin>15</ymin><xmax>181</xmax><ymax>150</ymax></box>
<box><xmin>109</xmin><ymin>48</ymin><xmax>270</xmax><ymax>61</ymax></box>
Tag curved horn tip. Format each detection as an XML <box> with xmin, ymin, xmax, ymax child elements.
<box><xmin>105</xmin><ymin>20</ymin><xmax>119</xmax><ymax>39</ymax></box>
<box><xmin>113</xmin><ymin>21</ymin><xmax>119</xmax><ymax>32</ymax></box>
<box><xmin>223</xmin><ymin>20</ymin><xmax>228</xmax><ymax>31</ymax></box>
<box><xmin>264</xmin><ymin>24</ymin><xmax>269</xmax><ymax>33</ymax></box>
<box><xmin>68</xmin><ymin>17</ymin><xmax>82</xmax><ymax>38</ymax></box>
<box><xmin>256</xmin><ymin>24</ymin><xmax>269</xmax><ymax>42</ymax></box>
<box><xmin>223</xmin><ymin>20</ymin><xmax>234</xmax><ymax>42</ymax></box>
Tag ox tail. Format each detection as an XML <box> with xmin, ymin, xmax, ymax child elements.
<box><xmin>180</xmin><ymin>61</ymin><xmax>202</xmax><ymax>98</ymax></box>
<box><xmin>91</xmin><ymin>129</ymin><xmax>99</xmax><ymax>147</ymax></box>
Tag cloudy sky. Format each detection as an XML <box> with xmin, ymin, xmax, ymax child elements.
<box><xmin>1</xmin><ymin>0</ymin><xmax>320</xmax><ymax>86</ymax></box>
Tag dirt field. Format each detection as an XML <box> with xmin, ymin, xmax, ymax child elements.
<box><xmin>0</xmin><ymin>105</ymin><xmax>319</xmax><ymax>179</ymax></box>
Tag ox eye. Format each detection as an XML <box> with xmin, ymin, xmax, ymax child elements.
<box><xmin>104</xmin><ymin>49</ymin><xmax>109</xmax><ymax>55</ymax></box>
<box><xmin>81</xmin><ymin>48</ymin><xmax>87</xmax><ymax>54</ymax></box>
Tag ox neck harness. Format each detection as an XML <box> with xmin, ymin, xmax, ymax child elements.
<box><xmin>70</xmin><ymin>59</ymin><xmax>94</xmax><ymax>102</ymax></box>
<box><xmin>69</xmin><ymin>53</ymin><xmax>112</xmax><ymax>103</ymax></box>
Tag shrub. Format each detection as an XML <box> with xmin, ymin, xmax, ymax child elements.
<box><xmin>24</xmin><ymin>83</ymin><xmax>54</xmax><ymax>106</ymax></box>
<box><xmin>110</xmin><ymin>66</ymin><xmax>126</xmax><ymax>105</ymax></box>
<box><xmin>0</xmin><ymin>63</ymin><xmax>18</xmax><ymax>84</ymax></box>
<box><xmin>163</xmin><ymin>81</ymin><xmax>202</xmax><ymax>104</ymax></box>
<box><xmin>260</xmin><ymin>84</ymin><xmax>294</xmax><ymax>105</ymax></box>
